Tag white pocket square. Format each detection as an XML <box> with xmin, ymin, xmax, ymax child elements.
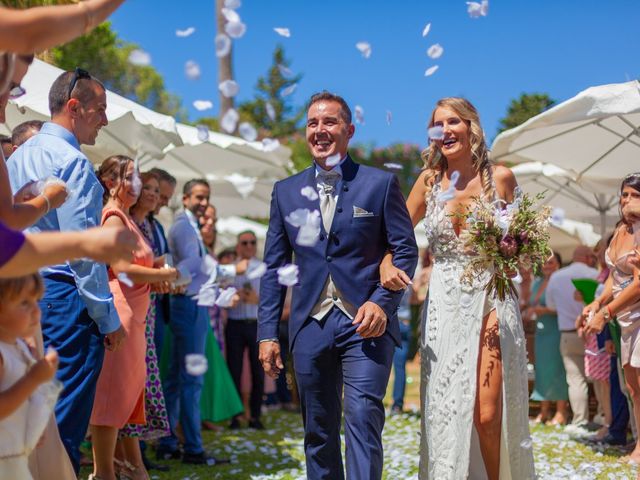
<box><xmin>353</xmin><ymin>205</ymin><xmax>375</xmax><ymax>218</ymax></box>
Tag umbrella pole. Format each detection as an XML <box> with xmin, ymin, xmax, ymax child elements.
<box><xmin>600</xmin><ymin>210</ymin><xmax>607</xmax><ymax>237</ymax></box>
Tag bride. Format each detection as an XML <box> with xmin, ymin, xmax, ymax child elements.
<box><xmin>381</xmin><ymin>97</ymin><xmax>535</xmax><ymax>479</ymax></box>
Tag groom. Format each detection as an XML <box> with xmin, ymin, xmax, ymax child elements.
<box><xmin>258</xmin><ymin>92</ymin><xmax>418</xmax><ymax>479</ymax></box>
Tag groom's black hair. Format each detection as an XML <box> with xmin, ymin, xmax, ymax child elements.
<box><xmin>307</xmin><ymin>91</ymin><xmax>352</xmax><ymax>125</ymax></box>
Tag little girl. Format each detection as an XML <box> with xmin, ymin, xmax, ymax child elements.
<box><xmin>0</xmin><ymin>273</ymin><xmax>60</xmax><ymax>479</ymax></box>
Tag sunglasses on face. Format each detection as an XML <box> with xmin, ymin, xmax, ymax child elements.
<box><xmin>8</xmin><ymin>82</ymin><xmax>26</xmax><ymax>100</ymax></box>
<box><xmin>240</xmin><ymin>240</ymin><xmax>256</xmax><ymax>246</ymax></box>
<box><xmin>67</xmin><ymin>67</ymin><xmax>91</xmax><ymax>100</ymax></box>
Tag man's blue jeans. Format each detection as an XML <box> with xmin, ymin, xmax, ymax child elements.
<box><xmin>159</xmin><ymin>294</ymin><xmax>209</xmax><ymax>454</ymax></box>
<box><xmin>392</xmin><ymin>320</ymin><xmax>411</xmax><ymax>410</ymax></box>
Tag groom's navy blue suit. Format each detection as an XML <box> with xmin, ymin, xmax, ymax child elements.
<box><xmin>259</xmin><ymin>155</ymin><xmax>418</xmax><ymax>479</ymax></box>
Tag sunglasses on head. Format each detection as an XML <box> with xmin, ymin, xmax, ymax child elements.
<box><xmin>67</xmin><ymin>67</ymin><xmax>91</xmax><ymax>100</ymax></box>
<box><xmin>240</xmin><ymin>240</ymin><xmax>256</xmax><ymax>246</ymax></box>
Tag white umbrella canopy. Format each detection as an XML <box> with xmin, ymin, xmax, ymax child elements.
<box><xmin>492</xmin><ymin>80</ymin><xmax>640</xmax><ymax>185</ymax></box>
<box><xmin>215</xmin><ymin>215</ymin><xmax>267</xmax><ymax>256</ymax></box>
<box><xmin>1</xmin><ymin>59</ymin><xmax>182</xmax><ymax>163</ymax></box>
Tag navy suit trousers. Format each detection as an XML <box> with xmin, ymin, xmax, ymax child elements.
<box><xmin>293</xmin><ymin>307</ymin><xmax>394</xmax><ymax>480</ymax></box>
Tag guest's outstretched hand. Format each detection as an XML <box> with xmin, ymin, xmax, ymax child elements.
<box><xmin>42</xmin><ymin>183</ymin><xmax>68</xmax><ymax>210</ymax></box>
<box><xmin>80</xmin><ymin>226</ymin><xmax>137</xmax><ymax>264</ymax></box>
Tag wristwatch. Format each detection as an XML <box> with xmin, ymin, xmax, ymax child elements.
<box><xmin>601</xmin><ymin>307</ymin><xmax>611</xmax><ymax>322</ymax></box>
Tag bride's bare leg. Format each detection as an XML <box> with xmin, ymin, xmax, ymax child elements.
<box><xmin>474</xmin><ymin>309</ymin><xmax>502</xmax><ymax>480</ymax></box>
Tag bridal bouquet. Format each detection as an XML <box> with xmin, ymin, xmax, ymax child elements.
<box><xmin>458</xmin><ymin>188</ymin><xmax>551</xmax><ymax>301</ymax></box>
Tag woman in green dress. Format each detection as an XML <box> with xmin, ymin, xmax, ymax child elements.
<box><xmin>523</xmin><ymin>252</ymin><xmax>570</xmax><ymax>424</ymax></box>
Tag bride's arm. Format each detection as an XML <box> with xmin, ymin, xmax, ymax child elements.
<box><xmin>380</xmin><ymin>171</ymin><xmax>429</xmax><ymax>290</ymax></box>
<box><xmin>493</xmin><ymin>165</ymin><xmax>518</xmax><ymax>203</ymax></box>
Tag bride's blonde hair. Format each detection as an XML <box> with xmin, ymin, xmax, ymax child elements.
<box><xmin>421</xmin><ymin>97</ymin><xmax>493</xmax><ymax>200</ymax></box>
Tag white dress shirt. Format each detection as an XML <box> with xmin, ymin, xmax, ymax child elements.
<box><xmin>546</xmin><ymin>261</ymin><xmax>599</xmax><ymax>331</ymax></box>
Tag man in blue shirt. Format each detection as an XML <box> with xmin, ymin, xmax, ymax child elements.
<box><xmin>8</xmin><ymin>69</ymin><xmax>125</xmax><ymax>473</ymax></box>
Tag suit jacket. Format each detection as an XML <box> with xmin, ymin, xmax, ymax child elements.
<box><xmin>258</xmin><ymin>155</ymin><xmax>418</xmax><ymax>348</ymax></box>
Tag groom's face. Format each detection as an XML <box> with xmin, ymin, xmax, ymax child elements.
<box><xmin>306</xmin><ymin>100</ymin><xmax>354</xmax><ymax>166</ymax></box>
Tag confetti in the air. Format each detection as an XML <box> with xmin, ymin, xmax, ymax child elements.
<box><xmin>226</xmin><ymin>173</ymin><xmax>256</xmax><ymax>197</ymax></box>
<box><xmin>274</xmin><ymin>27</ymin><xmax>291</xmax><ymax>38</ymax></box>
<box><xmin>215</xmin><ymin>287</ymin><xmax>238</xmax><ymax>308</ymax></box>
<box><xmin>266</xmin><ymin>102</ymin><xmax>276</xmax><ymax>121</ymax></box>
<box><xmin>262</xmin><ymin>138</ymin><xmax>280</xmax><ymax>152</ymax></box>
<box><xmin>427</xmin><ymin>43</ymin><xmax>444</xmax><ymax>59</ymax></box>
<box><xmin>281</xmin><ymin>83</ymin><xmax>297</xmax><ymax>97</ymax></box>
<box><xmin>221</xmin><ymin>108</ymin><xmax>239</xmax><ymax>133</ymax></box>
<box><xmin>221</xmin><ymin>7</ymin><xmax>240</xmax><ymax>23</ymax></box>
<box><xmin>436</xmin><ymin>170</ymin><xmax>460</xmax><ymax>204</ymax></box>
<box><xmin>247</xmin><ymin>261</ymin><xmax>267</xmax><ymax>280</ymax></box>
<box><xmin>384</xmin><ymin>163</ymin><xmax>403</xmax><ymax>170</ymax></box>
<box><xmin>277</xmin><ymin>64</ymin><xmax>293</xmax><ymax>78</ymax></box>
<box><xmin>176</xmin><ymin>27</ymin><xmax>195</xmax><ymax>37</ymax></box>
<box><xmin>326</xmin><ymin>154</ymin><xmax>341</xmax><ymax>167</ymax></box>
<box><xmin>428</xmin><ymin>125</ymin><xmax>445</xmax><ymax>140</ymax></box>
<box><xmin>277</xmin><ymin>264</ymin><xmax>299</xmax><ymax>287</ymax></box>
<box><xmin>467</xmin><ymin>0</ymin><xmax>489</xmax><ymax>18</ymax></box>
<box><xmin>355</xmin><ymin>42</ymin><xmax>372</xmax><ymax>59</ymax></box>
<box><xmin>128</xmin><ymin>49</ymin><xmax>151</xmax><ymax>66</ymax></box>
<box><xmin>300</xmin><ymin>186</ymin><xmax>319</xmax><ymax>201</ymax></box>
<box><xmin>296</xmin><ymin>210</ymin><xmax>321</xmax><ymax>247</ymax></box>
<box><xmin>422</xmin><ymin>23</ymin><xmax>432</xmax><ymax>37</ymax></box>
<box><xmin>196</xmin><ymin>125</ymin><xmax>210</xmax><ymax>142</ymax></box>
<box><xmin>185</xmin><ymin>354</ymin><xmax>208</xmax><ymax>376</ymax></box>
<box><xmin>215</xmin><ymin>34</ymin><xmax>232</xmax><ymax>57</ymax></box>
<box><xmin>219</xmin><ymin>79</ymin><xmax>240</xmax><ymax>97</ymax></box>
<box><xmin>238</xmin><ymin>122</ymin><xmax>258</xmax><ymax>142</ymax></box>
<box><xmin>225</xmin><ymin>21</ymin><xmax>247</xmax><ymax>39</ymax></box>
<box><xmin>193</xmin><ymin>100</ymin><xmax>213</xmax><ymax>111</ymax></box>
<box><xmin>117</xmin><ymin>272</ymin><xmax>134</xmax><ymax>287</ymax></box>
<box><xmin>386</xmin><ymin>110</ymin><xmax>392</xmax><ymax>125</ymax></box>
<box><xmin>185</xmin><ymin>60</ymin><xmax>201</xmax><ymax>80</ymax></box>
<box><xmin>285</xmin><ymin>208</ymin><xmax>313</xmax><ymax>228</ymax></box>
<box><xmin>551</xmin><ymin>207</ymin><xmax>565</xmax><ymax>225</ymax></box>
<box><xmin>354</xmin><ymin>105</ymin><xmax>365</xmax><ymax>125</ymax></box>
<box><xmin>424</xmin><ymin>65</ymin><xmax>439</xmax><ymax>76</ymax></box>
<box><xmin>224</xmin><ymin>0</ymin><xmax>241</xmax><ymax>8</ymax></box>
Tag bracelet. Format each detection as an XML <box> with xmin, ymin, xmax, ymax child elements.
<box><xmin>39</xmin><ymin>194</ymin><xmax>50</xmax><ymax>214</ymax></box>
<box><xmin>78</xmin><ymin>1</ymin><xmax>93</xmax><ymax>34</ymax></box>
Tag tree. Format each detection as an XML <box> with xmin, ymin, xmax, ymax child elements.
<box><xmin>238</xmin><ymin>45</ymin><xmax>304</xmax><ymax>139</ymax></box>
<box><xmin>498</xmin><ymin>93</ymin><xmax>554</xmax><ymax>133</ymax></box>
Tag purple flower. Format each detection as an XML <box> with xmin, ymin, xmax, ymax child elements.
<box><xmin>518</xmin><ymin>231</ymin><xmax>530</xmax><ymax>245</ymax></box>
<box><xmin>499</xmin><ymin>235</ymin><xmax>518</xmax><ymax>258</ymax></box>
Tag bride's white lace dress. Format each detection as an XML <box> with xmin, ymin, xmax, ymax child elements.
<box><xmin>419</xmin><ymin>181</ymin><xmax>535</xmax><ymax>479</ymax></box>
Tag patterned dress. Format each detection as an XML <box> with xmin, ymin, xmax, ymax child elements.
<box><xmin>419</xmin><ymin>180</ymin><xmax>535</xmax><ymax>479</ymax></box>
<box><xmin>120</xmin><ymin>217</ymin><xmax>170</xmax><ymax>440</ymax></box>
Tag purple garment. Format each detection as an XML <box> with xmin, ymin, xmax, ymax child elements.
<box><xmin>0</xmin><ymin>221</ymin><xmax>25</xmax><ymax>267</ymax></box>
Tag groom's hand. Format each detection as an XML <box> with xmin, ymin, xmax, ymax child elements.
<box><xmin>259</xmin><ymin>341</ymin><xmax>284</xmax><ymax>378</ymax></box>
<box><xmin>353</xmin><ymin>301</ymin><xmax>387</xmax><ymax>338</ymax></box>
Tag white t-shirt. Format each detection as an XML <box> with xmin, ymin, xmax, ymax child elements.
<box><xmin>546</xmin><ymin>261</ymin><xmax>599</xmax><ymax>331</ymax></box>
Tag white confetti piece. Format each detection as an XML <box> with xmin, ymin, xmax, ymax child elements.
<box><xmin>221</xmin><ymin>108</ymin><xmax>239</xmax><ymax>133</ymax></box>
<box><xmin>355</xmin><ymin>41</ymin><xmax>372</xmax><ymax>59</ymax></box>
<box><xmin>117</xmin><ymin>272</ymin><xmax>134</xmax><ymax>287</ymax></box>
<box><xmin>386</xmin><ymin>110</ymin><xmax>392</xmax><ymax>125</ymax></box>
<box><xmin>196</xmin><ymin>125</ymin><xmax>209</xmax><ymax>142</ymax></box>
<box><xmin>277</xmin><ymin>64</ymin><xmax>293</xmax><ymax>77</ymax></box>
<box><xmin>436</xmin><ymin>170</ymin><xmax>460</xmax><ymax>204</ymax></box>
<box><xmin>225</xmin><ymin>173</ymin><xmax>256</xmax><ymax>197</ymax></box>
<box><xmin>274</xmin><ymin>27</ymin><xmax>291</xmax><ymax>37</ymax></box>
<box><xmin>427</xmin><ymin>43</ymin><xmax>444</xmax><ymax>59</ymax></box>
<box><xmin>128</xmin><ymin>49</ymin><xmax>151</xmax><ymax>66</ymax></box>
<box><xmin>221</xmin><ymin>7</ymin><xmax>240</xmax><ymax>23</ymax></box>
<box><xmin>238</xmin><ymin>122</ymin><xmax>257</xmax><ymax>142</ymax></box>
<box><xmin>219</xmin><ymin>79</ymin><xmax>240</xmax><ymax>97</ymax></box>
<box><xmin>384</xmin><ymin>163</ymin><xmax>402</xmax><ymax>170</ymax></box>
<box><xmin>300</xmin><ymin>185</ymin><xmax>318</xmax><ymax>201</ymax></box>
<box><xmin>428</xmin><ymin>125</ymin><xmax>445</xmax><ymax>140</ymax></box>
<box><xmin>520</xmin><ymin>437</ymin><xmax>533</xmax><ymax>449</ymax></box>
<box><xmin>266</xmin><ymin>102</ymin><xmax>276</xmax><ymax>121</ymax></box>
<box><xmin>285</xmin><ymin>208</ymin><xmax>312</xmax><ymax>228</ymax></box>
<box><xmin>277</xmin><ymin>264</ymin><xmax>299</xmax><ymax>287</ymax></box>
<box><xmin>225</xmin><ymin>21</ymin><xmax>247</xmax><ymax>39</ymax></box>
<box><xmin>247</xmin><ymin>261</ymin><xmax>267</xmax><ymax>280</ymax></box>
<box><xmin>467</xmin><ymin>0</ymin><xmax>489</xmax><ymax>18</ymax></box>
<box><xmin>551</xmin><ymin>207</ymin><xmax>565</xmax><ymax>225</ymax></box>
<box><xmin>354</xmin><ymin>105</ymin><xmax>365</xmax><ymax>125</ymax></box>
<box><xmin>193</xmin><ymin>100</ymin><xmax>213</xmax><ymax>111</ymax></box>
<box><xmin>215</xmin><ymin>34</ymin><xmax>232</xmax><ymax>57</ymax></box>
<box><xmin>224</xmin><ymin>0</ymin><xmax>241</xmax><ymax>8</ymax></box>
<box><xmin>422</xmin><ymin>22</ymin><xmax>431</xmax><ymax>37</ymax></box>
<box><xmin>326</xmin><ymin>153</ymin><xmax>341</xmax><ymax>167</ymax></box>
<box><xmin>424</xmin><ymin>65</ymin><xmax>439</xmax><ymax>76</ymax></box>
<box><xmin>185</xmin><ymin>60</ymin><xmax>201</xmax><ymax>80</ymax></box>
<box><xmin>262</xmin><ymin>138</ymin><xmax>280</xmax><ymax>152</ymax></box>
<box><xmin>296</xmin><ymin>211</ymin><xmax>321</xmax><ymax>247</ymax></box>
<box><xmin>176</xmin><ymin>27</ymin><xmax>195</xmax><ymax>37</ymax></box>
<box><xmin>281</xmin><ymin>83</ymin><xmax>297</xmax><ymax>97</ymax></box>
<box><xmin>185</xmin><ymin>354</ymin><xmax>208</xmax><ymax>375</ymax></box>
<box><xmin>215</xmin><ymin>287</ymin><xmax>238</xmax><ymax>307</ymax></box>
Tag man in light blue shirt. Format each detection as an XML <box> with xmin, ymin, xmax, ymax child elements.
<box><xmin>159</xmin><ymin>179</ymin><xmax>246</xmax><ymax>465</ymax></box>
<box><xmin>7</xmin><ymin>68</ymin><xmax>125</xmax><ymax>473</ymax></box>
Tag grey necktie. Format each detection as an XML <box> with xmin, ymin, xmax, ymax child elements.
<box><xmin>318</xmin><ymin>170</ymin><xmax>341</xmax><ymax>232</ymax></box>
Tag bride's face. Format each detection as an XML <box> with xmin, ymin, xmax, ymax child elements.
<box><xmin>432</xmin><ymin>106</ymin><xmax>471</xmax><ymax>162</ymax></box>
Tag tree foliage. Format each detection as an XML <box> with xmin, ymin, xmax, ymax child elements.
<box><xmin>498</xmin><ymin>93</ymin><xmax>554</xmax><ymax>133</ymax></box>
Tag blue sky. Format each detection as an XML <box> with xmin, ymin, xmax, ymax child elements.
<box><xmin>110</xmin><ymin>0</ymin><xmax>640</xmax><ymax>149</ymax></box>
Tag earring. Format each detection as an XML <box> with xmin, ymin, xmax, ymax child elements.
<box><xmin>110</xmin><ymin>188</ymin><xmax>116</xmax><ymax>197</ymax></box>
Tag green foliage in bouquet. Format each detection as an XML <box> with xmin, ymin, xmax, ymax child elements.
<box><xmin>458</xmin><ymin>191</ymin><xmax>551</xmax><ymax>301</ymax></box>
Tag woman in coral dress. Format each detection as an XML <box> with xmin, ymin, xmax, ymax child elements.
<box><xmin>90</xmin><ymin>155</ymin><xmax>177</xmax><ymax>480</ymax></box>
